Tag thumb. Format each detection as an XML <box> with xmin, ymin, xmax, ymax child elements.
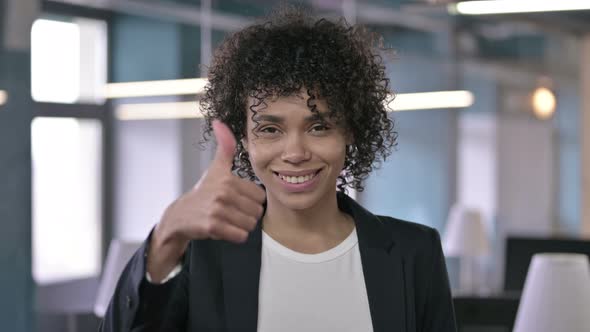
<box><xmin>212</xmin><ymin>120</ymin><xmax>237</xmax><ymax>168</ymax></box>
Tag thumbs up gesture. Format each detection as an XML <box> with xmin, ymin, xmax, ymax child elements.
<box><xmin>147</xmin><ymin>120</ymin><xmax>266</xmax><ymax>282</ymax></box>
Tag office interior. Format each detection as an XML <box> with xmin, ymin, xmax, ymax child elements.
<box><xmin>1</xmin><ymin>0</ymin><xmax>589</xmax><ymax>331</ymax></box>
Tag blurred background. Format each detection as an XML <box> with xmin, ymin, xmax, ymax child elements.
<box><xmin>1</xmin><ymin>0</ymin><xmax>589</xmax><ymax>331</ymax></box>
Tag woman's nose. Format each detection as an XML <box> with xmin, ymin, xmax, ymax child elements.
<box><xmin>281</xmin><ymin>134</ymin><xmax>311</xmax><ymax>164</ymax></box>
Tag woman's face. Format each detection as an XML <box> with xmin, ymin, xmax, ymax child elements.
<box><xmin>243</xmin><ymin>92</ymin><xmax>350</xmax><ymax>211</ymax></box>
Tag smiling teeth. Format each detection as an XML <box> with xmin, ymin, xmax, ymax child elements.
<box><xmin>279</xmin><ymin>173</ymin><xmax>316</xmax><ymax>184</ymax></box>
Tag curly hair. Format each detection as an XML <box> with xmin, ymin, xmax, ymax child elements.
<box><xmin>200</xmin><ymin>5</ymin><xmax>397</xmax><ymax>192</ymax></box>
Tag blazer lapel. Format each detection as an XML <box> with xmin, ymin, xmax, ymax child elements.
<box><xmin>339</xmin><ymin>193</ymin><xmax>407</xmax><ymax>332</ymax></box>
<box><xmin>221</xmin><ymin>217</ymin><xmax>263</xmax><ymax>332</ymax></box>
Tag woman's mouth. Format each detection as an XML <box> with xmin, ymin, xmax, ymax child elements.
<box><xmin>276</xmin><ymin>171</ymin><xmax>318</xmax><ymax>184</ymax></box>
<box><xmin>272</xmin><ymin>169</ymin><xmax>323</xmax><ymax>191</ymax></box>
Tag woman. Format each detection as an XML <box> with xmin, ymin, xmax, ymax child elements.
<box><xmin>101</xmin><ymin>6</ymin><xmax>456</xmax><ymax>332</ymax></box>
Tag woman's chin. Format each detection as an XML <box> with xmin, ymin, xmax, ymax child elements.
<box><xmin>267</xmin><ymin>188</ymin><xmax>332</xmax><ymax>212</ymax></box>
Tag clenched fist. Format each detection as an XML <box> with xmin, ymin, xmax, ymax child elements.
<box><xmin>147</xmin><ymin>120</ymin><xmax>266</xmax><ymax>282</ymax></box>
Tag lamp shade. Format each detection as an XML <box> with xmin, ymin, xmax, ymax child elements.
<box><xmin>94</xmin><ymin>239</ymin><xmax>142</xmax><ymax>317</ymax></box>
<box><xmin>443</xmin><ymin>205</ymin><xmax>489</xmax><ymax>257</ymax></box>
<box><xmin>513</xmin><ymin>253</ymin><xmax>590</xmax><ymax>332</ymax></box>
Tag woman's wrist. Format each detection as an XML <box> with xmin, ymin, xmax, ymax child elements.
<box><xmin>146</xmin><ymin>224</ymin><xmax>188</xmax><ymax>282</ymax></box>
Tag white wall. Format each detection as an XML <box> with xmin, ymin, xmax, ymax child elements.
<box><xmin>457</xmin><ymin>112</ymin><xmax>498</xmax><ymax>231</ymax></box>
<box><xmin>180</xmin><ymin>118</ymin><xmax>215</xmax><ymax>192</ymax></box>
<box><xmin>581</xmin><ymin>35</ymin><xmax>590</xmax><ymax>237</ymax></box>
<box><xmin>114</xmin><ymin>119</ymin><xmax>182</xmax><ymax>241</ymax></box>
<box><xmin>497</xmin><ymin>115</ymin><xmax>555</xmax><ymax>236</ymax></box>
<box><xmin>457</xmin><ymin>110</ymin><xmax>556</xmax><ymax>292</ymax></box>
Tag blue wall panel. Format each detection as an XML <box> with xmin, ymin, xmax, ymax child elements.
<box><xmin>555</xmin><ymin>81</ymin><xmax>581</xmax><ymax>235</ymax></box>
<box><xmin>112</xmin><ymin>15</ymin><xmax>181</xmax><ymax>82</ymax></box>
<box><xmin>361</xmin><ymin>58</ymin><xmax>456</xmax><ymax>233</ymax></box>
<box><xmin>0</xmin><ymin>50</ymin><xmax>34</xmax><ymax>332</ymax></box>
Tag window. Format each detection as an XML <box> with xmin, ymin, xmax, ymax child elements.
<box><xmin>32</xmin><ymin>117</ymin><xmax>103</xmax><ymax>284</ymax></box>
<box><xmin>31</xmin><ymin>14</ymin><xmax>109</xmax><ymax>284</ymax></box>
<box><xmin>31</xmin><ymin>17</ymin><xmax>107</xmax><ymax>104</ymax></box>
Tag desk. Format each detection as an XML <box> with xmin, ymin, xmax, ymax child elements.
<box><xmin>453</xmin><ymin>293</ymin><xmax>520</xmax><ymax>332</ymax></box>
<box><xmin>36</xmin><ymin>277</ymin><xmax>101</xmax><ymax>332</ymax></box>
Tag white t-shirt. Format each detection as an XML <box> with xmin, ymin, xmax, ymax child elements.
<box><xmin>257</xmin><ymin>227</ymin><xmax>374</xmax><ymax>332</ymax></box>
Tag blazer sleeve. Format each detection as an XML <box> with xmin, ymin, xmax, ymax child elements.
<box><xmin>420</xmin><ymin>229</ymin><xmax>457</xmax><ymax>332</ymax></box>
<box><xmin>99</xmin><ymin>231</ymin><xmax>189</xmax><ymax>332</ymax></box>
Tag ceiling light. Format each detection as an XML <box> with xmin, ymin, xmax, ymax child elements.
<box><xmin>115</xmin><ymin>101</ymin><xmax>203</xmax><ymax>120</ymax></box>
<box><xmin>390</xmin><ymin>90</ymin><xmax>474</xmax><ymax>111</ymax></box>
<box><xmin>531</xmin><ymin>87</ymin><xmax>556</xmax><ymax>120</ymax></box>
<box><xmin>116</xmin><ymin>90</ymin><xmax>474</xmax><ymax>121</ymax></box>
<box><xmin>105</xmin><ymin>78</ymin><xmax>208</xmax><ymax>98</ymax></box>
<box><xmin>450</xmin><ymin>0</ymin><xmax>590</xmax><ymax>15</ymax></box>
<box><xmin>0</xmin><ymin>90</ymin><xmax>7</xmax><ymax>106</ymax></box>
<box><xmin>105</xmin><ymin>78</ymin><xmax>474</xmax><ymax>113</ymax></box>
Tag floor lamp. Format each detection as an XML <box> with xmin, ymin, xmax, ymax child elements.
<box><xmin>513</xmin><ymin>253</ymin><xmax>590</xmax><ymax>332</ymax></box>
<box><xmin>443</xmin><ymin>204</ymin><xmax>490</xmax><ymax>295</ymax></box>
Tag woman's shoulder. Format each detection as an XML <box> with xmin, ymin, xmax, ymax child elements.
<box><xmin>375</xmin><ymin>215</ymin><xmax>439</xmax><ymax>236</ymax></box>
<box><xmin>373</xmin><ymin>215</ymin><xmax>442</xmax><ymax>253</ymax></box>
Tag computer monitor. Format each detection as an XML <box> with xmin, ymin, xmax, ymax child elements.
<box><xmin>504</xmin><ymin>236</ymin><xmax>590</xmax><ymax>292</ymax></box>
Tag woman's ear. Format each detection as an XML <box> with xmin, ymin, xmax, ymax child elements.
<box><xmin>345</xmin><ymin>133</ymin><xmax>354</xmax><ymax>146</ymax></box>
<box><xmin>241</xmin><ymin>138</ymin><xmax>249</xmax><ymax>152</ymax></box>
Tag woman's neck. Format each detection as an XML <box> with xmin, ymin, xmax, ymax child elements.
<box><xmin>262</xmin><ymin>192</ymin><xmax>354</xmax><ymax>254</ymax></box>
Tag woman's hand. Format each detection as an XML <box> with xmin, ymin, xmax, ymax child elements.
<box><xmin>147</xmin><ymin>120</ymin><xmax>266</xmax><ymax>282</ymax></box>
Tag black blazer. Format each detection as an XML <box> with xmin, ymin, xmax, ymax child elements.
<box><xmin>100</xmin><ymin>193</ymin><xmax>457</xmax><ymax>332</ymax></box>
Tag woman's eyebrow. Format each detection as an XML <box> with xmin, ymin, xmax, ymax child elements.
<box><xmin>252</xmin><ymin>114</ymin><xmax>283</xmax><ymax>123</ymax></box>
<box><xmin>252</xmin><ymin>112</ymin><xmax>330</xmax><ymax>123</ymax></box>
<box><xmin>304</xmin><ymin>113</ymin><xmax>323</xmax><ymax>122</ymax></box>
<box><xmin>304</xmin><ymin>112</ymin><xmax>333</xmax><ymax>123</ymax></box>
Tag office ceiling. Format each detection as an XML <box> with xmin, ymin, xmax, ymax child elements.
<box><xmin>44</xmin><ymin>0</ymin><xmax>590</xmax><ymax>34</ymax></box>
<box><xmin>43</xmin><ymin>0</ymin><xmax>590</xmax><ymax>69</ymax></box>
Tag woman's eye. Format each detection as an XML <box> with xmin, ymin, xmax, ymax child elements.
<box><xmin>310</xmin><ymin>124</ymin><xmax>330</xmax><ymax>132</ymax></box>
<box><xmin>259</xmin><ymin>126</ymin><xmax>279</xmax><ymax>134</ymax></box>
